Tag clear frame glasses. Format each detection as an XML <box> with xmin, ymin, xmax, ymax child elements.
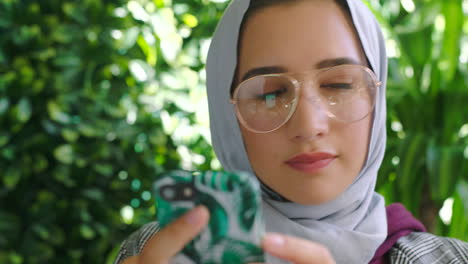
<box><xmin>230</xmin><ymin>64</ymin><xmax>381</xmax><ymax>133</ymax></box>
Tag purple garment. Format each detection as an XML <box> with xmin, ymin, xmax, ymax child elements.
<box><xmin>370</xmin><ymin>203</ymin><xmax>427</xmax><ymax>264</ymax></box>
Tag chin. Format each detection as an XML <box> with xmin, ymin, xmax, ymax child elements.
<box><xmin>279</xmin><ymin>176</ymin><xmax>345</xmax><ymax>205</ymax></box>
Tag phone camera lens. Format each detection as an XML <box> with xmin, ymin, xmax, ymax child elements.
<box><xmin>183</xmin><ymin>187</ymin><xmax>193</xmax><ymax>198</ymax></box>
<box><xmin>161</xmin><ymin>187</ymin><xmax>175</xmax><ymax>200</ymax></box>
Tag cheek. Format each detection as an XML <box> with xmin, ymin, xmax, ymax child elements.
<box><xmin>337</xmin><ymin>117</ymin><xmax>372</xmax><ymax>168</ymax></box>
<box><xmin>240</xmin><ymin>127</ymin><xmax>281</xmax><ymax>171</ymax></box>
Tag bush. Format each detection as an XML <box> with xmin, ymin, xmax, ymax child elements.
<box><xmin>0</xmin><ymin>0</ymin><xmax>225</xmax><ymax>263</ymax></box>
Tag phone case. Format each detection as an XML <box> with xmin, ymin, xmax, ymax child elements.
<box><xmin>153</xmin><ymin>170</ymin><xmax>265</xmax><ymax>264</ymax></box>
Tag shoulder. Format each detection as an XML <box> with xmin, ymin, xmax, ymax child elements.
<box><xmin>113</xmin><ymin>222</ymin><xmax>160</xmax><ymax>264</ymax></box>
<box><xmin>388</xmin><ymin>232</ymin><xmax>468</xmax><ymax>264</ymax></box>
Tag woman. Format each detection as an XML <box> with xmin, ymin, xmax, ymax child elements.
<box><xmin>115</xmin><ymin>0</ymin><xmax>468</xmax><ymax>263</ymax></box>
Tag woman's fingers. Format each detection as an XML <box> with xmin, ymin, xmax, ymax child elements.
<box><xmin>135</xmin><ymin>205</ymin><xmax>210</xmax><ymax>264</ymax></box>
<box><xmin>262</xmin><ymin>233</ymin><xmax>335</xmax><ymax>264</ymax></box>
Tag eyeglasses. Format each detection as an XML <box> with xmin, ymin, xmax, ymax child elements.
<box><xmin>230</xmin><ymin>64</ymin><xmax>381</xmax><ymax>133</ymax></box>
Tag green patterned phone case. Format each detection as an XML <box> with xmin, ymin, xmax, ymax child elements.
<box><xmin>153</xmin><ymin>170</ymin><xmax>265</xmax><ymax>264</ymax></box>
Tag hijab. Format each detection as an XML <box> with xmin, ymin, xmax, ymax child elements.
<box><xmin>205</xmin><ymin>0</ymin><xmax>388</xmax><ymax>263</ymax></box>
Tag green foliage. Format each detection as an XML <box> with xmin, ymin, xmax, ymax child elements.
<box><xmin>0</xmin><ymin>0</ymin><xmax>227</xmax><ymax>263</ymax></box>
<box><xmin>0</xmin><ymin>0</ymin><xmax>466</xmax><ymax>263</ymax></box>
<box><xmin>367</xmin><ymin>0</ymin><xmax>468</xmax><ymax>236</ymax></box>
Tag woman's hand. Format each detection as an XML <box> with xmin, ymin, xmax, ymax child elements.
<box><xmin>122</xmin><ymin>205</ymin><xmax>210</xmax><ymax>264</ymax></box>
<box><xmin>121</xmin><ymin>205</ymin><xmax>334</xmax><ymax>264</ymax></box>
<box><xmin>260</xmin><ymin>233</ymin><xmax>336</xmax><ymax>264</ymax></box>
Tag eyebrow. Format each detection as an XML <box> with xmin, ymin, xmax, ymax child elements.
<box><xmin>240</xmin><ymin>57</ymin><xmax>362</xmax><ymax>82</ymax></box>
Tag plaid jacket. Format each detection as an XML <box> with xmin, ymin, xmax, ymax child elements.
<box><xmin>113</xmin><ymin>222</ymin><xmax>468</xmax><ymax>264</ymax></box>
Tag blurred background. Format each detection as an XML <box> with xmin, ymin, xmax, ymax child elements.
<box><xmin>0</xmin><ymin>0</ymin><xmax>467</xmax><ymax>263</ymax></box>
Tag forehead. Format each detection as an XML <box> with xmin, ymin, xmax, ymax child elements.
<box><xmin>238</xmin><ymin>0</ymin><xmax>366</xmax><ymax>75</ymax></box>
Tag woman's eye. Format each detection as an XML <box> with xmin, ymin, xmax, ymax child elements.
<box><xmin>255</xmin><ymin>87</ymin><xmax>287</xmax><ymax>100</ymax></box>
<box><xmin>321</xmin><ymin>83</ymin><xmax>353</xmax><ymax>89</ymax></box>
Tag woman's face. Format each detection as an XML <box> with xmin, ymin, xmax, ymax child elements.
<box><xmin>237</xmin><ymin>0</ymin><xmax>372</xmax><ymax>205</ymax></box>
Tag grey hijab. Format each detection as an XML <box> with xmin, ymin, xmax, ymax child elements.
<box><xmin>205</xmin><ymin>0</ymin><xmax>388</xmax><ymax>263</ymax></box>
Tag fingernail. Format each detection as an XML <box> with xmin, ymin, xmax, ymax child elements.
<box><xmin>185</xmin><ymin>206</ymin><xmax>205</xmax><ymax>225</ymax></box>
<box><xmin>264</xmin><ymin>233</ymin><xmax>285</xmax><ymax>249</ymax></box>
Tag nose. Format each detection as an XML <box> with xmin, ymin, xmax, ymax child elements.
<box><xmin>285</xmin><ymin>92</ymin><xmax>330</xmax><ymax>142</ymax></box>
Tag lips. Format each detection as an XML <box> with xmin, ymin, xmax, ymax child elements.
<box><xmin>285</xmin><ymin>152</ymin><xmax>337</xmax><ymax>173</ymax></box>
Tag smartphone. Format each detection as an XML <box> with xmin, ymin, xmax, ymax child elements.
<box><xmin>153</xmin><ymin>170</ymin><xmax>265</xmax><ymax>264</ymax></box>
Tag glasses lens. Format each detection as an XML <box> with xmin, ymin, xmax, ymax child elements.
<box><xmin>316</xmin><ymin>65</ymin><xmax>376</xmax><ymax>122</ymax></box>
<box><xmin>235</xmin><ymin>75</ymin><xmax>296</xmax><ymax>132</ymax></box>
<box><xmin>233</xmin><ymin>65</ymin><xmax>378</xmax><ymax>133</ymax></box>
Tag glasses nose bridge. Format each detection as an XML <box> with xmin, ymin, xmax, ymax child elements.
<box><xmin>293</xmin><ymin>86</ymin><xmax>326</xmax><ymax>121</ymax></box>
<box><xmin>295</xmin><ymin>70</ymin><xmax>321</xmax><ymax>92</ymax></box>
<box><xmin>294</xmin><ymin>71</ymin><xmax>323</xmax><ymax>103</ymax></box>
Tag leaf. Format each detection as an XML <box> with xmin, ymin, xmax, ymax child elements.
<box><xmin>82</xmin><ymin>188</ymin><xmax>104</xmax><ymax>201</ymax></box>
<box><xmin>117</xmin><ymin>27</ymin><xmax>140</xmax><ymax>51</ymax></box>
<box><xmin>80</xmin><ymin>224</ymin><xmax>95</xmax><ymax>240</ymax></box>
<box><xmin>1</xmin><ymin>147</ymin><xmax>14</xmax><ymax>160</ymax></box>
<box><xmin>7</xmin><ymin>252</ymin><xmax>22</xmax><ymax>264</ymax></box>
<box><xmin>78</xmin><ymin>123</ymin><xmax>98</xmax><ymax>137</ymax></box>
<box><xmin>129</xmin><ymin>59</ymin><xmax>154</xmax><ymax>82</ymax></box>
<box><xmin>62</xmin><ymin>2</ymin><xmax>87</xmax><ymax>24</ymax></box>
<box><xmin>151</xmin><ymin>8</ymin><xmax>182</xmax><ymax>63</ymax></box>
<box><xmin>398</xmin><ymin>24</ymin><xmax>433</xmax><ymax>71</ymax></box>
<box><xmin>62</xmin><ymin>128</ymin><xmax>79</xmax><ymax>142</ymax></box>
<box><xmin>440</xmin><ymin>0</ymin><xmax>463</xmax><ymax>82</ymax></box>
<box><xmin>53</xmin><ymin>53</ymin><xmax>81</xmax><ymax>67</ymax></box>
<box><xmin>448</xmin><ymin>186</ymin><xmax>468</xmax><ymax>240</ymax></box>
<box><xmin>456</xmin><ymin>180</ymin><xmax>468</xmax><ymax>217</ymax></box>
<box><xmin>47</xmin><ymin>101</ymin><xmax>71</xmax><ymax>124</ymax></box>
<box><xmin>80</xmin><ymin>210</ymin><xmax>92</xmax><ymax>222</ymax></box>
<box><xmin>137</xmin><ymin>34</ymin><xmax>157</xmax><ymax>66</ymax></box>
<box><xmin>53</xmin><ymin>169</ymin><xmax>76</xmax><ymax>187</ymax></box>
<box><xmin>397</xmin><ymin>133</ymin><xmax>425</xmax><ymax>213</ymax></box>
<box><xmin>0</xmin><ymin>98</ymin><xmax>9</xmax><ymax>114</ymax></box>
<box><xmin>0</xmin><ymin>132</ymin><xmax>9</xmax><ymax>148</ymax></box>
<box><xmin>0</xmin><ymin>10</ymin><xmax>12</xmax><ymax>28</ymax></box>
<box><xmin>127</xmin><ymin>1</ymin><xmax>149</xmax><ymax>22</ymax></box>
<box><xmin>182</xmin><ymin>14</ymin><xmax>198</xmax><ymax>28</ymax></box>
<box><xmin>54</xmin><ymin>144</ymin><xmax>74</xmax><ymax>164</ymax></box>
<box><xmin>428</xmin><ymin>144</ymin><xmax>464</xmax><ymax>202</ymax></box>
<box><xmin>15</xmin><ymin>97</ymin><xmax>32</xmax><ymax>123</ymax></box>
<box><xmin>154</xmin><ymin>0</ymin><xmax>165</xmax><ymax>8</ymax></box>
<box><xmin>32</xmin><ymin>225</ymin><xmax>50</xmax><ymax>240</ymax></box>
<box><xmin>3</xmin><ymin>169</ymin><xmax>21</xmax><ymax>189</ymax></box>
<box><xmin>51</xmin><ymin>25</ymin><xmax>77</xmax><ymax>44</ymax></box>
